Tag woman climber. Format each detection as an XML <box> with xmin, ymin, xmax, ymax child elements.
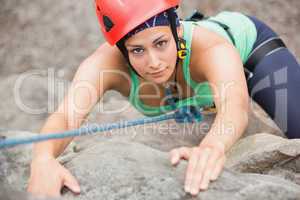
<box><xmin>27</xmin><ymin>0</ymin><xmax>300</xmax><ymax>197</ymax></box>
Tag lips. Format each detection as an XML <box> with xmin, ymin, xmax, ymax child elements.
<box><xmin>150</xmin><ymin>67</ymin><xmax>167</xmax><ymax>76</ymax></box>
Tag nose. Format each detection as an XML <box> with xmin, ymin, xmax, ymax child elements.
<box><xmin>148</xmin><ymin>50</ymin><xmax>161</xmax><ymax>70</ymax></box>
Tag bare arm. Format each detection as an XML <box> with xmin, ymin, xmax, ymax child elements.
<box><xmin>198</xmin><ymin>41</ymin><xmax>249</xmax><ymax>151</ymax></box>
<box><xmin>32</xmin><ymin>43</ymin><xmax>127</xmax><ymax>159</ymax></box>
<box><xmin>28</xmin><ymin>43</ymin><xmax>128</xmax><ymax>197</ymax></box>
<box><xmin>170</xmin><ymin>33</ymin><xmax>249</xmax><ymax>196</ymax></box>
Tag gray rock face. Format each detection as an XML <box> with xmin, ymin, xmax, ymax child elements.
<box><xmin>0</xmin><ymin>74</ymin><xmax>67</xmax><ymax>132</ymax></box>
<box><xmin>0</xmin><ymin>90</ymin><xmax>296</xmax><ymax>200</ymax></box>
<box><xmin>1</xmin><ymin>129</ymin><xmax>300</xmax><ymax>200</ymax></box>
<box><xmin>226</xmin><ymin>133</ymin><xmax>300</xmax><ymax>185</ymax></box>
<box><xmin>0</xmin><ymin>0</ymin><xmax>101</xmax><ymax>79</ymax></box>
<box><xmin>0</xmin><ymin>186</ymin><xmax>59</xmax><ymax>200</ymax></box>
<box><xmin>61</xmin><ymin>138</ymin><xmax>300</xmax><ymax>200</ymax></box>
<box><xmin>0</xmin><ymin>83</ymin><xmax>295</xmax><ymax>200</ymax></box>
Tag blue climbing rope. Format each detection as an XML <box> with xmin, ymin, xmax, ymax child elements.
<box><xmin>165</xmin><ymin>86</ymin><xmax>203</xmax><ymax>123</ymax></box>
<box><xmin>0</xmin><ymin>113</ymin><xmax>178</xmax><ymax>149</ymax></box>
<box><xmin>0</xmin><ymin>88</ymin><xmax>209</xmax><ymax>149</ymax></box>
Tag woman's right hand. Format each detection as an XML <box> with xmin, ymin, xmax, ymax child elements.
<box><xmin>27</xmin><ymin>156</ymin><xmax>81</xmax><ymax>198</ymax></box>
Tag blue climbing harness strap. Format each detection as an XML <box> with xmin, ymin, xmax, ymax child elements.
<box><xmin>165</xmin><ymin>86</ymin><xmax>203</xmax><ymax>123</ymax></box>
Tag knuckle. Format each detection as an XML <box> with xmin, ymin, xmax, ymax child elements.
<box><xmin>205</xmin><ymin>162</ymin><xmax>215</xmax><ymax>171</ymax></box>
<box><xmin>193</xmin><ymin>169</ymin><xmax>204</xmax><ymax>179</ymax></box>
<box><xmin>220</xmin><ymin>156</ymin><xmax>227</xmax><ymax>165</ymax></box>
<box><xmin>169</xmin><ymin>149</ymin><xmax>177</xmax><ymax>156</ymax></box>
<box><xmin>179</xmin><ymin>147</ymin><xmax>187</xmax><ymax>153</ymax></box>
<box><xmin>192</xmin><ymin>147</ymin><xmax>201</xmax><ymax>155</ymax></box>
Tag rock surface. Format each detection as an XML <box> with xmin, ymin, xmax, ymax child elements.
<box><xmin>226</xmin><ymin>133</ymin><xmax>300</xmax><ymax>185</ymax></box>
<box><xmin>0</xmin><ymin>0</ymin><xmax>101</xmax><ymax>79</ymax></box>
<box><xmin>1</xmin><ymin>132</ymin><xmax>300</xmax><ymax>200</ymax></box>
<box><xmin>61</xmin><ymin>138</ymin><xmax>300</xmax><ymax>200</ymax></box>
<box><xmin>0</xmin><ymin>85</ymin><xmax>295</xmax><ymax>200</ymax></box>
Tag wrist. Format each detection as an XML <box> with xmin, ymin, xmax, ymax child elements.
<box><xmin>199</xmin><ymin>138</ymin><xmax>226</xmax><ymax>155</ymax></box>
<box><xmin>32</xmin><ymin>150</ymin><xmax>56</xmax><ymax>163</ymax></box>
<box><xmin>31</xmin><ymin>155</ymin><xmax>57</xmax><ymax>169</ymax></box>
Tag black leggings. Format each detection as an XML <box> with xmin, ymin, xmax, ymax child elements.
<box><xmin>246</xmin><ymin>16</ymin><xmax>300</xmax><ymax>139</ymax></box>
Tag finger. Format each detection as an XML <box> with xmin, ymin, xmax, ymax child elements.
<box><xmin>62</xmin><ymin>170</ymin><xmax>81</xmax><ymax>194</ymax></box>
<box><xmin>210</xmin><ymin>156</ymin><xmax>226</xmax><ymax>181</ymax></box>
<box><xmin>184</xmin><ymin>147</ymin><xmax>200</xmax><ymax>193</ymax></box>
<box><xmin>199</xmin><ymin>149</ymin><xmax>221</xmax><ymax>191</ymax></box>
<box><xmin>189</xmin><ymin>148</ymin><xmax>211</xmax><ymax>195</ymax></box>
<box><xmin>170</xmin><ymin>147</ymin><xmax>191</xmax><ymax>165</ymax></box>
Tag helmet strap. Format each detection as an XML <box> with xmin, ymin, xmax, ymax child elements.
<box><xmin>166</xmin><ymin>9</ymin><xmax>187</xmax><ymax>62</ymax></box>
<box><xmin>166</xmin><ymin>8</ymin><xmax>187</xmax><ymax>95</ymax></box>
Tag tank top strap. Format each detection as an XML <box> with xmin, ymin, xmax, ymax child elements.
<box><xmin>181</xmin><ymin>21</ymin><xmax>209</xmax><ymax>90</ymax></box>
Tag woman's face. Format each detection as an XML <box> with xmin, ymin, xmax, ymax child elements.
<box><xmin>125</xmin><ymin>26</ymin><xmax>178</xmax><ymax>84</ymax></box>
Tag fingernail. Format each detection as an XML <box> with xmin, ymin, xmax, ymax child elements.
<box><xmin>184</xmin><ymin>185</ymin><xmax>190</xmax><ymax>192</ymax></box>
<box><xmin>210</xmin><ymin>175</ymin><xmax>216</xmax><ymax>181</ymax></box>
<box><xmin>74</xmin><ymin>186</ymin><xmax>81</xmax><ymax>193</ymax></box>
<box><xmin>190</xmin><ymin>188</ymin><xmax>198</xmax><ymax>196</ymax></box>
<box><xmin>211</xmin><ymin>173</ymin><xmax>218</xmax><ymax>181</ymax></box>
<box><xmin>200</xmin><ymin>183</ymin><xmax>208</xmax><ymax>190</ymax></box>
<box><xmin>171</xmin><ymin>157</ymin><xmax>176</xmax><ymax>164</ymax></box>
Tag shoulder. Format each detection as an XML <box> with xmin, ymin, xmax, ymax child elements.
<box><xmin>186</xmin><ymin>22</ymin><xmax>236</xmax><ymax>81</ymax></box>
<box><xmin>92</xmin><ymin>42</ymin><xmax>129</xmax><ymax>72</ymax></box>
<box><xmin>191</xmin><ymin>23</ymin><xmax>229</xmax><ymax>51</ymax></box>
<box><xmin>77</xmin><ymin>42</ymin><xmax>131</xmax><ymax>94</ymax></box>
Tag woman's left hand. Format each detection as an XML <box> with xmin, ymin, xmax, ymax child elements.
<box><xmin>169</xmin><ymin>142</ymin><xmax>226</xmax><ymax>196</ymax></box>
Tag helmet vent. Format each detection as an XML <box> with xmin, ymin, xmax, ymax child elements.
<box><xmin>96</xmin><ymin>5</ymin><xmax>101</xmax><ymax>12</ymax></box>
<box><xmin>103</xmin><ymin>15</ymin><xmax>114</xmax><ymax>32</ymax></box>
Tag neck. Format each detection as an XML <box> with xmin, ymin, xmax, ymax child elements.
<box><xmin>163</xmin><ymin>59</ymin><xmax>181</xmax><ymax>92</ymax></box>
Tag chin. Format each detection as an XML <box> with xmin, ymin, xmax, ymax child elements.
<box><xmin>149</xmin><ymin>71</ymin><xmax>172</xmax><ymax>84</ymax></box>
<box><xmin>151</xmin><ymin>77</ymin><xmax>168</xmax><ymax>84</ymax></box>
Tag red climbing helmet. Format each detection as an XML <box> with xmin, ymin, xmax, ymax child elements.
<box><xmin>95</xmin><ymin>0</ymin><xmax>180</xmax><ymax>45</ymax></box>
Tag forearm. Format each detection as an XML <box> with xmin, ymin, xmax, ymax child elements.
<box><xmin>200</xmin><ymin>105</ymin><xmax>248</xmax><ymax>153</ymax></box>
<box><xmin>32</xmin><ymin>113</ymin><xmax>78</xmax><ymax>160</ymax></box>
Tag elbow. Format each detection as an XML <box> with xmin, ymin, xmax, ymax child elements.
<box><xmin>243</xmin><ymin>97</ymin><xmax>250</xmax><ymax>127</ymax></box>
<box><xmin>228</xmin><ymin>100</ymin><xmax>249</xmax><ymax>132</ymax></box>
<box><xmin>239</xmin><ymin>101</ymin><xmax>249</xmax><ymax>135</ymax></box>
<box><xmin>243</xmin><ymin>110</ymin><xmax>249</xmax><ymax>130</ymax></box>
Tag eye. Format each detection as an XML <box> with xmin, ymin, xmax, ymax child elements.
<box><xmin>130</xmin><ymin>48</ymin><xmax>144</xmax><ymax>55</ymax></box>
<box><xmin>156</xmin><ymin>40</ymin><xmax>168</xmax><ymax>48</ymax></box>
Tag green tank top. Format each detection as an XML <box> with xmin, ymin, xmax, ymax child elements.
<box><xmin>128</xmin><ymin>11</ymin><xmax>257</xmax><ymax>116</ymax></box>
<box><xmin>195</xmin><ymin>11</ymin><xmax>257</xmax><ymax>63</ymax></box>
